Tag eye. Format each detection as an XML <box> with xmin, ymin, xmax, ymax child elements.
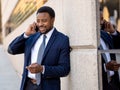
<box><xmin>37</xmin><ymin>19</ymin><xmax>40</xmax><ymax>23</ymax></box>
<box><xmin>42</xmin><ymin>19</ymin><xmax>47</xmax><ymax>22</ymax></box>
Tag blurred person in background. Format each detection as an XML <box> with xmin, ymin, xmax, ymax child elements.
<box><xmin>99</xmin><ymin>8</ymin><xmax>120</xmax><ymax>90</ymax></box>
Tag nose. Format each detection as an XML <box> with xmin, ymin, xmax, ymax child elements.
<box><xmin>37</xmin><ymin>21</ymin><xmax>44</xmax><ymax>27</ymax></box>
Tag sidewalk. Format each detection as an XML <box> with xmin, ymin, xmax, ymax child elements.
<box><xmin>0</xmin><ymin>45</ymin><xmax>21</xmax><ymax>90</ymax></box>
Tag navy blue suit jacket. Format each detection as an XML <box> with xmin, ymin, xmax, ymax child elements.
<box><xmin>8</xmin><ymin>28</ymin><xmax>70</xmax><ymax>90</ymax></box>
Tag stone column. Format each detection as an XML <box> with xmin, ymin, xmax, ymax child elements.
<box><xmin>45</xmin><ymin>0</ymin><xmax>100</xmax><ymax>90</ymax></box>
<box><xmin>0</xmin><ymin>0</ymin><xmax>2</xmax><ymax>43</ymax></box>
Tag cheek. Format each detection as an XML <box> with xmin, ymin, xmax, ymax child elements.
<box><xmin>49</xmin><ymin>21</ymin><xmax>54</xmax><ymax>27</ymax></box>
<box><xmin>45</xmin><ymin>22</ymin><xmax>52</xmax><ymax>27</ymax></box>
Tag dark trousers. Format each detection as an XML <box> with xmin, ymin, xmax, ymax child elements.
<box><xmin>108</xmin><ymin>78</ymin><xmax>120</xmax><ymax>90</ymax></box>
<box><xmin>24</xmin><ymin>77</ymin><xmax>41</xmax><ymax>90</ymax></box>
<box><xmin>103</xmin><ymin>77</ymin><xmax>120</xmax><ymax>90</ymax></box>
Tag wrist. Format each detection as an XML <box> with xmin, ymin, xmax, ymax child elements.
<box><xmin>25</xmin><ymin>32</ymin><xmax>31</xmax><ymax>36</ymax></box>
<box><xmin>38</xmin><ymin>65</ymin><xmax>43</xmax><ymax>73</ymax></box>
<box><xmin>24</xmin><ymin>33</ymin><xmax>29</xmax><ymax>38</ymax></box>
<box><xmin>108</xmin><ymin>28</ymin><xmax>115</xmax><ymax>33</ymax></box>
<box><xmin>111</xmin><ymin>30</ymin><xmax>117</xmax><ymax>35</ymax></box>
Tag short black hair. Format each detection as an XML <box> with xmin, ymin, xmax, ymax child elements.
<box><xmin>100</xmin><ymin>6</ymin><xmax>103</xmax><ymax>12</ymax></box>
<box><xmin>36</xmin><ymin>6</ymin><xmax>55</xmax><ymax>18</ymax></box>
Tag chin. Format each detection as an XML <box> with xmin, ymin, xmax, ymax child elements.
<box><xmin>41</xmin><ymin>31</ymin><xmax>46</xmax><ymax>34</ymax></box>
<box><xmin>40</xmin><ymin>30</ymin><xmax>45</xmax><ymax>33</ymax></box>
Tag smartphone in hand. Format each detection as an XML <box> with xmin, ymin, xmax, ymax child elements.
<box><xmin>35</xmin><ymin>26</ymin><xmax>39</xmax><ymax>32</ymax></box>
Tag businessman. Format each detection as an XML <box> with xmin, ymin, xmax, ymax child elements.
<box><xmin>100</xmin><ymin>9</ymin><xmax>120</xmax><ymax>90</ymax></box>
<box><xmin>8</xmin><ymin>6</ymin><xmax>70</xmax><ymax>90</ymax></box>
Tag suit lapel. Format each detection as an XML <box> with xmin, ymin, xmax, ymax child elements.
<box><xmin>29</xmin><ymin>33</ymin><xmax>41</xmax><ymax>49</ymax></box>
<box><xmin>26</xmin><ymin>33</ymin><xmax>41</xmax><ymax>64</ymax></box>
<box><xmin>42</xmin><ymin>29</ymin><xmax>58</xmax><ymax>60</ymax></box>
<box><xmin>100</xmin><ymin>30</ymin><xmax>113</xmax><ymax>49</ymax></box>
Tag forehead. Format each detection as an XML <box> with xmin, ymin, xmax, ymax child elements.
<box><xmin>36</xmin><ymin>12</ymin><xmax>50</xmax><ymax>19</ymax></box>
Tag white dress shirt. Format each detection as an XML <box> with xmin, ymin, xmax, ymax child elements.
<box><xmin>24</xmin><ymin>27</ymin><xmax>54</xmax><ymax>79</ymax></box>
<box><xmin>100</xmin><ymin>38</ymin><xmax>114</xmax><ymax>78</ymax></box>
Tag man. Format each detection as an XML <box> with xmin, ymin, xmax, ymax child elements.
<box><xmin>8</xmin><ymin>6</ymin><xmax>70</xmax><ymax>90</ymax></box>
<box><xmin>100</xmin><ymin>9</ymin><xmax>120</xmax><ymax>90</ymax></box>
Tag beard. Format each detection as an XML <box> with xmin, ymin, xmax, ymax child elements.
<box><xmin>40</xmin><ymin>26</ymin><xmax>53</xmax><ymax>34</ymax></box>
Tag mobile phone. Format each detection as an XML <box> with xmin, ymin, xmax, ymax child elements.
<box><xmin>101</xmin><ymin>22</ymin><xmax>105</xmax><ymax>30</ymax></box>
<box><xmin>35</xmin><ymin>26</ymin><xmax>39</xmax><ymax>32</ymax></box>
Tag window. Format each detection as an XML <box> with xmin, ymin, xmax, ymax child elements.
<box><xmin>5</xmin><ymin>0</ymin><xmax>48</xmax><ymax>36</ymax></box>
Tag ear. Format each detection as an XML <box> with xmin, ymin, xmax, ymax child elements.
<box><xmin>51</xmin><ymin>18</ymin><xmax>55</xmax><ymax>23</ymax></box>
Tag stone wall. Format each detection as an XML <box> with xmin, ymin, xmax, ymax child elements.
<box><xmin>2</xmin><ymin>0</ymin><xmax>100</xmax><ymax>90</ymax></box>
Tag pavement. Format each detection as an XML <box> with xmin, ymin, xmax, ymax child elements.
<box><xmin>0</xmin><ymin>45</ymin><xmax>21</xmax><ymax>90</ymax></box>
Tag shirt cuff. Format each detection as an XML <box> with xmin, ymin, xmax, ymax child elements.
<box><xmin>111</xmin><ymin>30</ymin><xmax>117</xmax><ymax>35</ymax></box>
<box><xmin>23</xmin><ymin>33</ymin><xmax>29</xmax><ymax>38</ymax></box>
<box><xmin>42</xmin><ymin>65</ymin><xmax>45</xmax><ymax>74</ymax></box>
<box><xmin>104</xmin><ymin>63</ymin><xmax>107</xmax><ymax>72</ymax></box>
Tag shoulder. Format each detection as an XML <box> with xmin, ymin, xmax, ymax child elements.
<box><xmin>100</xmin><ymin>30</ymin><xmax>108</xmax><ymax>36</ymax></box>
<box><xmin>100</xmin><ymin>30</ymin><xmax>111</xmax><ymax>39</ymax></box>
<box><xmin>26</xmin><ymin>32</ymin><xmax>40</xmax><ymax>43</ymax></box>
<box><xmin>54</xmin><ymin>28</ymin><xmax>69</xmax><ymax>40</ymax></box>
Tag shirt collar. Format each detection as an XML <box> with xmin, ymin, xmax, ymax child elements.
<box><xmin>44</xmin><ymin>27</ymin><xmax>54</xmax><ymax>39</ymax></box>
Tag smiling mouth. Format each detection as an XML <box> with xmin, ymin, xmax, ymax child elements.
<box><xmin>40</xmin><ymin>28</ymin><xmax>45</xmax><ymax>30</ymax></box>
<box><xmin>39</xmin><ymin>27</ymin><xmax>46</xmax><ymax>31</ymax></box>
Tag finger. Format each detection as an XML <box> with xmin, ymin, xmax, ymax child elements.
<box><xmin>106</xmin><ymin>22</ymin><xmax>110</xmax><ymax>30</ymax></box>
<box><xmin>29</xmin><ymin>67</ymin><xmax>38</xmax><ymax>73</ymax></box>
<box><xmin>113</xmin><ymin>65</ymin><xmax>119</xmax><ymax>70</ymax></box>
<box><xmin>33</xmin><ymin>21</ymin><xmax>36</xmax><ymax>25</ymax></box>
<box><xmin>28</xmin><ymin>65</ymin><xmax>35</xmax><ymax>69</ymax></box>
<box><xmin>111</xmin><ymin>60</ymin><xmax>117</xmax><ymax>64</ymax></box>
<box><xmin>114</xmin><ymin>67</ymin><xmax>119</xmax><ymax>71</ymax></box>
<box><xmin>30</xmin><ymin>23</ymin><xmax>36</xmax><ymax>31</ymax></box>
<box><xmin>107</xmin><ymin>23</ymin><xmax>111</xmax><ymax>29</ymax></box>
<box><xmin>30</xmin><ymin>69</ymin><xmax>36</xmax><ymax>73</ymax></box>
<box><xmin>27</xmin><ymin>66</ymin><xmax>36</xmax><ymax>73</ymax></box>
<box><xmin>27</xmin><ymin>64</ymin><xmax>35</xmax><ymax>71</ymax></box>
<box><xmin>104</xmin><ymin>21</ymin><xmax>108</xmax><ymax>29</ymax></box>
<box><xmin>113</xmin><ymin>65</ymin><xmax>119</xmax><ymax>68</ymax></box>
<box><xmin>29</xmin><ymin>63</ymin><xmax>39</xmax><ymax>70</ymax></box>
<box><xmin>31</xmin><ymin>63</ymin><xmax>38</xmax><ymax>65</ymax></box>
<box><xmin>26</xmin><ymin>66</ymin><xmax>31</xmax><ymax>71</ymax></box>
<box><xmin>33</xmin><ymin>22</ymin><xmax>36</xmax><ymax>28</ymax></box>
<box><xmin>116</xmin><ymin>64</ymin><xmax>120</xmax><ymax>67</ymax></box>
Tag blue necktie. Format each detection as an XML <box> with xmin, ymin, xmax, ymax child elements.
<box><xmin>99</xmin><ymin>44</ymin><xmax>112</xmax><ymax>82</ymax></box>
<box><xmin>36</xmin><ymin>34</ymin><xmax>46</xmax><ymax>85</ymax></box>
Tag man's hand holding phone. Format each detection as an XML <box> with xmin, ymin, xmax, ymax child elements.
<box><xmin>101</xmin><ymin>20</ymin><xmax>116</xmax><ymax>33</ymax></box>
<box><xmin>26</xmin><ymin>63</ymin><xmax>43</xmax><ymax>74</ymax></box>
<box><xmin>25</xmin><ymin>22</ymin><xmax>38</xmax><ymax>36</ymax></box>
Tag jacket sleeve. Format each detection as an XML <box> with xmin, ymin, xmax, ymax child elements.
<box><xmin>112</xmin><ymin>31</ymin><xmax>120</xmax><ymax>49</ymax></box>
<box><xmin>8</xmin><ymin>33</ymin><xmax>27</xmax><ymax>55</ymax></box>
